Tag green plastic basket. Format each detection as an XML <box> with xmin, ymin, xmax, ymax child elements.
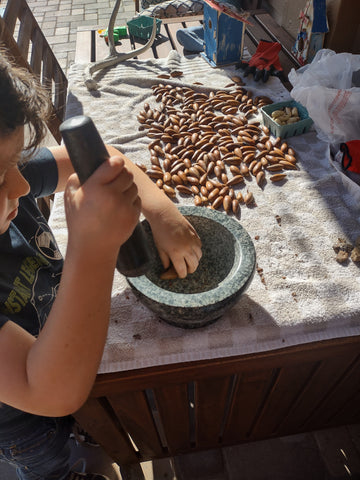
<box><xmin>127</xmin><ymin>16</ymin><xmax>161</xmax><ymax>40</ymax></box>
<box><xmin>261</xmin><ymin>100</ymin><xmax>313</xmax><ymax>139</ymax></box>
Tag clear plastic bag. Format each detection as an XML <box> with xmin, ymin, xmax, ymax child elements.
<box><xmin>288</xmin><ymin>49</ymin><xmax>360</xmax><ymax>145</ymax></box>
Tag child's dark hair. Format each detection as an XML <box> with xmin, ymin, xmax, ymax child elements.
<box><xmin>0</xmin><ymin>46</ymin><xmax>51</xmax><ymax>153</ymax></box>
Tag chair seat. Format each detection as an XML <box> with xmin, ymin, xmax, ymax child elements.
<box><xmin>139</xmin><ymin>0</ymin><xmax>204</xmax><ymax>19</ymax></box>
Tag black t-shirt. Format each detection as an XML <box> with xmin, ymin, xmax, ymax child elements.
<box><xmin>0</xmin><ymin>147</ymin><xmax>63</xmax><ymax>427</ymax></box>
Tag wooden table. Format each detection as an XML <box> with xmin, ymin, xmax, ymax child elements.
<box><xmin>74</xmin><ymin>337</ymin><xmax>360</xmax><ymax>467</ymax></box>
<box><xmin>69</xmin><ymin>15</ymin><xmax>360</xmax><ymax>473</ymax></box>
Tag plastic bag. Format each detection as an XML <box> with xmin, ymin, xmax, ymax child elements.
<box><xmin>288</xmin><ymin>49</ymin><xmax>360</xmax><ymax>145</ymax></box>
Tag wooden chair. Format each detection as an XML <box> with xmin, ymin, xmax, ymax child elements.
<box><xmin>0</xmin><ymin>0</ymin><xmax>68</xmax><ymax>217</ymax></box>
<box><xmin>0</xmin><ymin>0</ymin><xmax>68</xmax><ymax>144</ymax></box>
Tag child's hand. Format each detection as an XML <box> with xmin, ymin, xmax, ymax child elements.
<box><xmin>64</xmin><ymin>156</ymin><xmax>141</xmax><ymax>255</ymax></box>
<box><xmin>149</xmin><ymin>205</ymin><xmax>202</xmax><ymax>278</ymax></box>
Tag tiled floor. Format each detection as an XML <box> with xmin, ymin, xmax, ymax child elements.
<box><xmin>26</xmin><ymin>0</ymin><xmax>138</xmax><ymax>74</ymax></box>
<box><xmin>3</xmin><ymin>424</ymin><xmax>360</xmax><ymax>479</ymax></box>
<box><xmin>147</xmin><ymin>424</ymin><xmax>360</xmax><ymax>479</ymax></box>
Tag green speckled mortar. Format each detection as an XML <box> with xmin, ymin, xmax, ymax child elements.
<box><xmin>127</xmin><ymin>206</ymin><xmax>256</xmax><ymax>328</ymax></box>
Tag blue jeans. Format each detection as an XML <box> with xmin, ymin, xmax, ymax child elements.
<box><xmin>176</xmin><ymin>26</ymin><xmax>204</xmax><ymax>52</ymax></box>
<box><xmin>0</xmin><ymin>416</ymin><xmax>73</xmax><ymax>480</ymax></box>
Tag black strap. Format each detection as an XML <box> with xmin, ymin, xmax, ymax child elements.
<box><xmin>340</xmin><ymin>142</ymin><xmax>352</xmax><ymax>171</ymax></box>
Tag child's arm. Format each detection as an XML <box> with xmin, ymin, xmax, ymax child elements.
<box><xmin>51</xmin><ymin>145</ymin><xmax>202</xmax><ymax>278</ymax></box>
<box><xmin>0</xmin><ymin>156</ymin><xmax>141</xmax><ymax>417</ymax></box>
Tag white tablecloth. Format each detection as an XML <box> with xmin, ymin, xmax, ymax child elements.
<box><xmin>49</xmin><ymin>51</ymin><xmax>360</xmax><ymax>374</ymax></box>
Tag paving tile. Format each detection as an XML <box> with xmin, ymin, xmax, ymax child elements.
<box><xmin>85</xmin><ymin>7</ymin><xmax>101</xmax><ymax>13</ymax></box>
<box><xmin>54</xmin><ymin>21</ymin><xmax>72</xmax><ymax>28</ymax></box>
<box><xmin>348</xmin><ymin>424</ymin><xmax>360</xmax><ymax>456</ymax></box>
<box><xmin>31</xmin><ymin>13</ymin><xmax>44</xmax><ymax>22</ymax></box>
<box><xmin>41</xmin><ymin>29</ymin><xmax>58</xmax><ymax>38</ymax></box>
<box><xmin>50</xmin><ymin>34</ymin><xmax>69</xmax><ymax>44</ymax></box>
<box><xmin>84</xmin><ymin>13</ymin><xmax>98</xmax><ymax>21</ymax></box>
<box><xmin>314</xmin><ymin>426</ymin><xmax>360</xmax><ymax>477</ymax></box>
<box><xmin>148</xmin><ymin>458</ymin><xmax>176</xmax><ymax>479</ymax></box>
<box><xmin>223</xmin><ymin>433</ymin><xmax>338</xmax><ymax>480</ymax></box>
<box><xmin>173</xmin><ymin>449</ymin><xmax>228</xmax><ymax>480</ymax></box>
<box><xmin>41</xmin><ymin>19</ymin><xmax>56</xmax><ymax>27</ymax></box>
<box><xmin>30</xmin><ymin>0</ymin><xmax>47</xmax><ymax>6</ymax></box>
<box><xmin>39</xmin><ymin>4</ymin><xmax>59</xmax><ymax>11</ymax></box>
<box><xmin>72</xmin><ymin>8</ymin><xmax>85</xmax><ymax>15</ymax></box>
<box><xmin>55</xmin><ymin>9</ymin><xmax>71</xmax><ymax>16</ymax></box>
<box><xmin>55</xmin><ymin>27</ymin><xmax>70</xmax><ymax>36</ymax></box>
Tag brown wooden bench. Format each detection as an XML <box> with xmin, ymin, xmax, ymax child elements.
<box><xmin>75</xmin><ymin>8</ymin><xmax>300</xmax><ymax>90</ymax></box>
<box><xmin>75</xmin><ymin>16</ymin><xmax>204</xmax><ymax>63</ymax></box>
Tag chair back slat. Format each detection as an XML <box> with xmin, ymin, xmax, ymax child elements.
<box><xmin>0</xmin><ymin>0</ymin><xmax>68</xmax><ymax>143</ymax></box>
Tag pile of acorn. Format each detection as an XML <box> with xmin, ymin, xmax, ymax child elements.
<box><xmin>135</xmin><ymin>82</ymin><xmax>298</xmax><ymax>215</ymax></box>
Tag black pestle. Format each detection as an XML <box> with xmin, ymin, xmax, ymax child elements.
<box><xmin>60</xmin><ymin>115</ymin><xmax>151</xmax><ymax>277</ymax></box>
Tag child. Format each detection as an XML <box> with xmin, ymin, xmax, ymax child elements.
<box><xmin>0</xmin><ymin>49</ymin><xmax>201</xmax><ymax>480</ymax></box>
